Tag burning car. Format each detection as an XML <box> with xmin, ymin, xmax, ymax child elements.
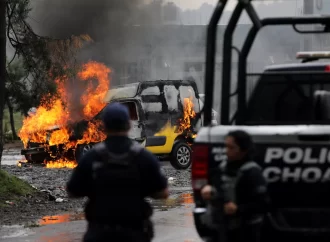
<box><xmin>103</xmin><ymin>79</ymin><xmax>202</xmax><ymax>169</ymax></box>
<box><xmin>19</xmin><ymin>61</ymin><xmax>111</xmax><ymax>168</ymax></box>
<box><xmin>20</xmin><ymin>74</ymin><xmax>208</xmax><ymax>169</ymax></box>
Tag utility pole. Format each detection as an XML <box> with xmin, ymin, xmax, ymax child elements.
<box><xmin>303</xmin><ymin>0</ymin><xmax>314</xmax><ymax>51</ymax></box>
<box><xmin>0</xmin><ymin>0</ymin><xmax>6</xmax><ymax>167</ymax></box>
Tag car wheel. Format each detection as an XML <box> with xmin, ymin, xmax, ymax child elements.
<box><xmin>170</xmin><ymin>142</ymin><xmax>192</xmax><ymax>170</ymax></box>
<box><xmin>75</xmin><ymin>143</ymin><xmax>93</xmax><ymax>161</ymax></box>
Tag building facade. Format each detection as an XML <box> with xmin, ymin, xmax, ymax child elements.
<box><xmin>110</xmin><ymin>24</ymin><xmax>301</xmax><ymax>92</ymax></box>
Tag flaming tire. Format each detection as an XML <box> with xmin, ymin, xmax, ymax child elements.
<box><xmin>170</xmin><ymin>142</ymin><xmax>192</xmax><ymax>170</ymax></box>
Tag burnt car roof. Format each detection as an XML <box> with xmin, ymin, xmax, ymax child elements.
<box><xmin>105</xmin><ymin>79</ymin><xmax>199</xmax><ymax>102</ymax></box>
<box><xmin>112</xmin><ymin>79</ymin><xmax>197</xmax><ymax>89</ymax></box>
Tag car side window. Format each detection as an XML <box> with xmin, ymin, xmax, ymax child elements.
<box><xmin>179</xmin><ymin>86</ymin><xmax>200</xmax><ymax>113</ymax></box>
<box><xmin>121</xmin><ymin>102</ymin><xmax>139</xmax><ymax>121</ymax></box>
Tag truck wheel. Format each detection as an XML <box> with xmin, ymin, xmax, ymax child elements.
<box><xmin>170</xmin><ymin>142</ymin><xmax>192</xmax><ymax>170</ymax></box>
<box><xmin>75</xmin><ymin>143</ymin><xmax>93</xmax><ymax>161</ymax></box>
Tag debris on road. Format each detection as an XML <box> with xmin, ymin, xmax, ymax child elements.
<box><xmin>168</xmin><ymin>177</ymin><xmax>175</xmax><ymax>184</ymax></box>
<box><xmin>1</xmin><ymin>164</ymin><xmax>191</xmax><ymax>225</ymax></box>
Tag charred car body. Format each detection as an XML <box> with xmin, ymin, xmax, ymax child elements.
<box><xmin>192</xmin><ymin>0</ymin><xmax>330</xmax><ymax>241</ymax></box>
<box><xmin>22</xmin><ymin>79</ymin><xmax>214</xmax><ymax>169</ymax></box>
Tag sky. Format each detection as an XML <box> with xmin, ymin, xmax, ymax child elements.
<box><xmin>171</xmin><ymin>0</ymin><xmax>235</xmax><ymax>10</ymax></box>
<box><xmin>169</xmin><ymin>0</ymin><xmax>293</xmax><ymax>11</ymax></box>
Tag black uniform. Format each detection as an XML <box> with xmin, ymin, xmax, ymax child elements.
<box><xmin>67</xmin><ymin>136</ymin><xmax>168</xmax><ymax>242</ymax></box>
<box><xmin>220</xmin><ymin>159</ymin><xmax>270</xmax><ymax>242</ymax></box>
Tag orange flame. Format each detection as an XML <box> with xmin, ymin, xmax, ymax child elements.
<box><xmin>44</xmin><ymin>159</ymin><xmax>77</xmax><ymax>169</ymax></box>
<box><xmin>178</xmin><ymin>97</ymin><xmax>196</xmax><ymax>134</ymax></box>
<box><xmin>19</xmin><ymin>98</ymin><xmax>69</xmax><ymax>147</ymax></box>
<box><xmin>79</xmin><ymin>62</ymin><xmax>110</xmax><ymax>119</ymax></box>
<box><xmin>18</xmin><ymin>61</ymin><xmax>111</xmax><ymax>168</ymax></box>
<box><xmin>48</xmin><ymin>128</ymin><xmax>71</xmax><ymax>146</ymax></box>
<box><xmin>17</xmin><ymin>159</ymin><xmax>28</xmax><ymax>167</ymax></box>
<box><xmin>77</xmin><ymin>120</ymin><xmax>107</xmax><ymax>145</ymax></box>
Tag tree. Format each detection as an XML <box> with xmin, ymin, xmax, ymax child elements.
<box><xmin>5</xmin><ymin>59</ymin><xmax>26</xmax><ymax>139</ymax></box>
<box><xmin>6</xmin><ymin>0</ymin><xmax>91</xmax><ymax>100</ymax></box>
<box><xmin>0</xmin><ymin>0</ymin><xmax>91</xmax><ymax>165</ymax></box>
<box><xmin>0</xmin><ymin>0</ymin><xmax>6</xmax><ymax>167</ymax></box>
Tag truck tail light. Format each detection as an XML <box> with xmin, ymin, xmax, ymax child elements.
<box><xmin>325</xmin><ymin>65</ymin><xmax>330</xmax><ymax>72</ymax></box>
<box><xmin>191</xmin><ymin>144</ymin><xmax>209</xmax><ymax>190</ymax></box>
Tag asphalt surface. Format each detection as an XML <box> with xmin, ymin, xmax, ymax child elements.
<box><xmin>0</xmin><ymin>148</ymin><xmax>201</xmax><ymax>242</ymax></box>
<box><xmin>0</xmin><ymin>198</ymin><xmax>200</xmax><ymax>242</ymax></box>
<box><xmin>1</xmin><ymin>147</ymin><xmax>23</xmax><ymax>166</ymax></box>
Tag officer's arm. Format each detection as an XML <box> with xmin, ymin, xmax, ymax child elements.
<box><xmin>141</xmin><ymin>150</ymin><xmax>169</xmax><ymax>200</ymax></box>
<box><xmin>237</xmin><ymin>167</ymin><xmax>271</xmax><ymax>215</ymax></box>
<box><xmin>66</xmin><ymin>151</ymin><xmax>93</xmax><ymax>198</ymax></box>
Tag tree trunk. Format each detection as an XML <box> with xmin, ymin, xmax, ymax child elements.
<box><xmin>0</xmin><ymin>0</ymin><xmax>6</xmax><ymax>167</ymax></box>
<box><xmin>6</xmin><ymin>95</ymin><xmax>18</xmax><ymax>139</ymax></box>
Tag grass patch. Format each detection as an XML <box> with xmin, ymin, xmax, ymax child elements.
<box><xmin>0</xmin><ymin>169</ymin><xmax>35</xmax><ymax>203</ymax></box>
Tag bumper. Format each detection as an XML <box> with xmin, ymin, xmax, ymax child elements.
<box><xmin>21</xmin><ymin>147</ymin><xmax>46</xmax><ymax>155</ymax></box>
<box><xmin>21</xmin><ymin>144</ymin><xmax>72</xmax><ymax>162</ymax></box>
<box><xmin>21</xmin><ymin>147</ymin><xmax>50</xmax><ymax>162</ymax></box>
<box><xmin>192</xmin><ymin>207</ymin><xmax>330</xmax><ymax>241</ymax></box>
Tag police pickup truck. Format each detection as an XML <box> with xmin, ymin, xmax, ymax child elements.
<box><xmin>191</xmin><ymin>1</ymin><xmax>330</xmax><ymax>241</ymax></box>
<box><xmin>193</xmin><ymin>52</ymin><xmax>330</xmax><ymax>241</ymax></box>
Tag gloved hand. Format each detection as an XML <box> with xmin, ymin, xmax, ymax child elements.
<box><xmin>201</xmin><ymin>185</ymin><xmax>217</xmax><ymax>201</ymax></box>
<box><xmin>224</xmin><ymin>201</ymin><xmax>237</xmax><ymax>215</ymax></box>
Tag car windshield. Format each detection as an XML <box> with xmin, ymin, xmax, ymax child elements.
<box><xmin>94</xmin><ymin>101</ymin><xmax>139</xmax><ymax>121</ymax></box>
<box><xmin>103</xmin><ymin>83</ymin><xmax>139</xmax><ymax>102</ymax></box>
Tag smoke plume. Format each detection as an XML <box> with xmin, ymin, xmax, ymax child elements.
<box><xmin>29</xmin><ymin>0</ymin><xmax>155</xmax><ymax>77</ymax></box>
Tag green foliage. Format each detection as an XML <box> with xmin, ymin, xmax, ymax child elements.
<box><xmin>5</xmin><ymin>0</ymin><xmax>92</xmax><ymax>115</ymax></box>
<box><xmin>0</xmin><ymin>169</ymin><xmax>35</xmax><ymax>203</ymax></box>
<box><xmin>3</xmin><ymin>108</ymin><xmax>22</xmax><ymax>141</ymax></box>
<box><xmin>6</xmin><ymin>58</ymin><xmax>57</xmax><ymax>115</ymax></box>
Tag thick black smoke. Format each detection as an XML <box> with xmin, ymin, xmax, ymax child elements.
<box><xmin>28</xmin><ymin>0</ymin><xmax>160</xmax><ymax>120</ymax></box>
<box><xmin>29</xmin><ymin>0</ymin><xmax>154</xmax><ymax>67</ymax></box>
<box><xmin>31</xmin><ymin>1</ymin><xmax>142</xmax><ymax>38</ymax></box>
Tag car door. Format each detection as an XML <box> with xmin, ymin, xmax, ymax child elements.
<box><xmin>116</xmin><ymin>100</ymin><xmax>145</xmax><ymax>143</ymax></box>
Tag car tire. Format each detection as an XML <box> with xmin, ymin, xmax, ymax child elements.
<box><xmin>170</xmin><ymin>142</ymin><xmax>192</xmax><ymax>170</ymax></box>
<box><xmin>75</xmin><ymin>143</ymin><xmax>94</xmax><ymax>161</ymax></box>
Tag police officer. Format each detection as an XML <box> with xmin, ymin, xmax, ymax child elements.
<box><xmin>201</xmin><ymin>130</ymin><xmax>270</xmax><ymax>242</ymax></box>
<box><xmin>66</xmin><ymin>102</ymin><xmax>169</xmax><ymax>242</ymax></box>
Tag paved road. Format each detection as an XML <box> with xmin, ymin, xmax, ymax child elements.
<box><xmin>1</xmin><ymin>148</ymin><xmax>23</xmax><ymax>166</ymax></box>
<box><xmin>0</xmin><ymin>203</ymin><xmax>201</xmax><ymax>242</ymax></box>
<box><xmin>1</xmin><ymin>148</ymin><xmax>200</xmax><ymax>241</ymax></box>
